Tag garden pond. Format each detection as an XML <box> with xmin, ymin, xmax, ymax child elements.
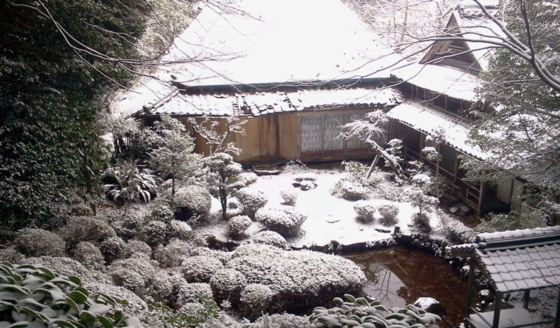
<box><xmin>344</xmin><ymin>246</ymin><xmax>470</xmax><ymax>328</ymax></box>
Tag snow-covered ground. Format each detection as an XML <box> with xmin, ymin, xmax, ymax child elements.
<box><xmin>199</xmin><ymin>163</ymin><xmax>459</xmax><ymax>248</ymax></box>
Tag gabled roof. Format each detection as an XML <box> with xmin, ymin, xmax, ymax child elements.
<box><xmin>113</xmin><ymin>0</ymin><xmax>401</xmax><ymax>117</ymax></box>
<box><xmin>449</xmin><ymin>226</ymin><xmax>560</xmax><ymax>293</ymax></box>
<box><xmin>419</xmin><ymin>0</ymin><xmax>502</xmax><ymax>73</ymax></box>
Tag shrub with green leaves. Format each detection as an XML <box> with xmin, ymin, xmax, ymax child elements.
<box><xmin>14</xmin><ymin>228</ymin><xmax>66</xmax><ymax>258</ymax></box>
<box><xmin>309</xmin><ymin>294</ymin><xmax>440</xmax><ymax>328</ymax></box>
<box><xmin>0</xmin><ymin>262</ymin><xmax>142</xmax><ymax>328</ymax></box>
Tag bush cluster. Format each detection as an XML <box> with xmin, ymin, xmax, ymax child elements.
<box><xmin>252</xmin><ymin>231</ymin><xmax>287</xmax><ymax>248</ymax></box>
<box><xmin>255</xmin><ymin>206</ymin><xmax>307</xmax><ymax>237</ymax></box>
<box><xmin>227</xmin><ymin>215</ymin><xmax>252</xmax><ymax>239</ymax></box>
<box><xmin>182</xmin><ymin>256</ymin><xmax>224</xmax><ymax>282</ymax></box>
<box><xmin>353</xmin><ymin>201</ymin><xmax>377</xmax><ymax>223</ymax></box>
<box><xmin>14</xmin><ymin>228</ymin><xmax>66</xmax><ymax>257</ymax></box>
<box><xmin>175</xmin><ymin>185</ymin><xmax>212</xmax><ymax>224</ymax></box>
<box><xmin>236</xmin><ymin>188</ymin><xmax>268</xmax><ymax>219</ymax></box>
<box><xmin>378</xmin><ymin>204</ymin><xmax>400</xmax><ymax>226</ymax></box>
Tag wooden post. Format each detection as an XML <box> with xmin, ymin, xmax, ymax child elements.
<box><xmin>555</xmin><ymin>289</ymin><xmax>560</xmax><ymax>328</ymax></box>
<box><xmin>477</xmin><ymin>182</ymin><xmax>485</xmax><ymax>216</ymax></box>
<box><xmin>493</xmin><ymin>292</ymin><xmax>502</xmax><ymax>328</ymax></box>
<box><xmin>523</xmin><ymin>289</ymin><xmax>530</xmax><ymax>309</ymax></box>
<box><xmin>465</xmin><ymin>261</ymin><xmax>476</xmax><ymax>320</ymax></box>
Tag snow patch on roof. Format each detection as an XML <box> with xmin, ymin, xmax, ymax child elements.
<box><xmin>387</xmin><ymin>101</ymin><xmax>485</xmax><ymax>159</ymax></box>
<box><xmin>391</xmin><ymin>64</ymin><xmax>481</xmax><ymax>101</ymax></box>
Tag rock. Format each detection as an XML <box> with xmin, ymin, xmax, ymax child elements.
<box><xmin>414</xmin><ymin>297</ymin><xmax>446</xmax><ymax>316</ymax></box>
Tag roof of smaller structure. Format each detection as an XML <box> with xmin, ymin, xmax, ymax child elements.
<box><xmin>449</xmin><ymin>226</ymin><xmax>560</xmax><ymax>293</ymax></box>
<box><xmin>141</xmin><ymin>87</ymin><xmax>400</xmax><ymax>117</ymax></box>
<box><xmin>386</xmin><ymin>100</ymin><xmax>485</xmax><ymax>159</ymax></box>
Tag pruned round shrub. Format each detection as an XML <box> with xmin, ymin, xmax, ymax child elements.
<box><xmin>227</xmin><ymin>244</ymin><xmax>366</xmax><ymax>314</ymax></box>
<box><xmin>100</xmin><ymin>236</ymin><xmax>127</xmax><ymax>264</ymax></box>
<box><xmin>58</xmin><ymin>216</ymin><xmax>116</xmax><ymax>249</ymax></box>
<box><xmin>109</xmin><ymin>269</ymin><xmax>147</xmax><ymax>295</ymax></box>
<box><xmin>175</xmin><ymin>282</ymin><xmax>214</xmax><ymax>306</ymax></box>
<box><xmin>125</xmin><ymin>239</ymin><xmax>152</xmax><ymax>259</ymax></box>
<box><xmin>22</xmin><ymin>256</ymin><xmax>111</xmax><ymax>284</ymax></box>
<box><xmin>147</xmin><ymin>272</ymin><xmax>174</xmax><ymax>303</ymax></box>
<box><xmin>182</xmin><ymin>256</ymin><xmax>224</xmax><ymax>282</ymax></box>
<box><xmin>153</xmin><ymin>239</ymin><xmax>193</xmax><ymax>268</ymax></box>
<box><xmin>252</xmin><ymin>230</ymin><xmax>287</xmax><ymax>248</ymax></box>
<box><xmin>15</xmin><ymin>228</ymin><xmax>66</xmax><ymax>257</ymax></box>
<box><xmin>0</xmin><ymin>262</ymin><xmax>140</xmax><ymax>328</ymax></box>
<box><xmin>330</xmin><ymin>179</ymin><xmax>369</xmax><ymax>201</ymax></box>
<box><xmin>108</xmin><ymin>258</ymin><xmax>156</xmax><ymax>290</ymax></box>
<box><xmin>175</xmin><ymin>185</ymin><xmax>212</xmax><ymax>223</ymax></box>
<box><xmin>255</xmin><ymin>206</ymin><xmax>307</xmax><ymax>237</ymax></box>
<box><xmin>209</xmin><ymin>268</ymin><xmax>247</xmax><ymax>305</ymax></box>
<box><xmin>353</xmin><ymin>201</ymin><xmax>377</xmax><ymax>223</ymax></box>
<box><xmin>239</xmin><ymin>284</ymin><xmax>274</xmax><ymax>318</ymax></box>
<box><xmin>72</xmin><ymin>241</ymin><xmax>104</xmax><ymax>271</ymax></box>
<box><xmin>227</xmin><ymin>215</ymin><xmax>252</xmax><ymax>239</ymax></box>
<box><xmin>191</xmin><ymin>247</ymin><xmax>232</xmax><ymax>265</ymax></box>
<box><xmin>280</xmin><ymin>189</ymin><xmax>298</xmax><ymax>206</ymax></box>
<box><xmin>236</xmin><ymin>188</ymin><xmax>268</xmax><ymax>219</ymax></box>
<box><xmin>166</xmin><ymin>219</ymin><xmax>193</xmax><ymax>242</ymax></box>
<box><xmin>378</xmin><ymin>204</ymin><xmax>399</xmax><ymax>226</ymax></box>
<box><xmin>68</xmin><ymin>203</ymin><xmax>93</xmax><ymax>216</ymax></box>
<box><xmin>147</xmin><ymin>203</ymin><xmax>175</xmax><ymax>223</ymax></box>
<box><xmin>139</xmin><ymin>219</ymin><xmax>168</xmax><ymax>248</ymax></box>
<box><xmin>237</xmin><ymin>172</ymin><xmax>258</xmax><ymax>188</ymax></box>
<box><xmin>0</xmin><ymin>246</ymin><xmax>24</xmax><ymax>263</ymax></box>
<box><xmin>109</xmin><ymin>211</ymin><xmax>146</xmax><ymax>241</ymax></box>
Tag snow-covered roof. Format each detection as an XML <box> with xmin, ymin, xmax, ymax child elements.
<box><xmin>449</xmin><ymin>226</ymin><xmax>560</xmax><ymax>293</ymax></box>
<box><xmin>145</xmin><ymin>87</ymin><xmax>400</xmax><ymax>117</ymax></box>
<box><xmin>386</xmin><ymin>100</ymin><xmax>485</xmax><ymax>159</ymax></box>
<box><xmin>113</xmin><ymin>0</ymin><xmax>401</xmax><ymax>117</ymax></box>
<box><xmin>391</xmin><ymin>64</ymin><xmax>481</xmax><ymax>102</ymax></box>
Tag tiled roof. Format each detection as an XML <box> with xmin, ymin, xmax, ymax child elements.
<box><xmin>144</xmin><ymin>88</ymin><xmax>400</xmax><ymax>117</ymax></box>
<box><xmin>386</xmin><ymin>101</ymin><xmax>485</xmax><ymax>159</ymax></box>
<box><xmin>449</xmin><ymin>226</ymin><xmax>560</xmax><ymax>293</ymax></box>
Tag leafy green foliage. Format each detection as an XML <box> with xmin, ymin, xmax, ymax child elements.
<box><xmin>0</xmin><ymin>262</ymin><xmax>141</xmax><ymax>327</ymax></box>
<box><xmin>102</xmin><ymin>161</ymin><xmax>158</xmax><ymax>205</ymax></box>
<box><xmin>470</xmin><ymin>0</ymin><xmax>560</xmax><ymax>191</ymax></box>
<box><xmin>0</xmin><ymin>0</ymin><xmax>151</xmax><ymax>229</ymax></box>
<box><xmin>309</xmin><ymin>294</ymin><xmax>440</xmax><ymax>328</ymax></box>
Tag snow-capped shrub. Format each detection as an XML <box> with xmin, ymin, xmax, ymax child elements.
<box><xmin>0</xmin><ymin>246</ymin><xmax>24</xmax><ymax>263</ymax></box>
<box><xmin>237</xmin><ymin>172</ymin><xmax>258</xmax><ymax>187</ymax></box>
<box><xmin>191</xmin><ymin>247</ymin><xmax>232</xmax><ymax>265</ymax></box>
<box><xmin>147</xmin><ymin>273</ymin><xmax>174</xmax><ymax>303</ymax></box>
<box><xmin>68</xmin><ymin>203</ymin><xmax>93</xmax><ymax>216</ymax></box>
<box><xmin>176</xmin><ymin>282</ymin><xmax>214</xmax><ymax>306</ymax></box>
<box><xmin>100</xmin><ymin>236</ymin><xmax>127</xmax><ymax>264</ymax></box>
<box><xmin>175</xmin><ymin>185</ymin><xmax>212</xmax><ymax>223</ymax></box>
<box><xmin>85</xmin><ymin>281</ymin><xmax>148</xmax><ymax>315</ymax></box>
<box><xmin>108</xmin><ymin>258</ymin><xmax>156</xmax><ymax>292</ymax></box>
<box><xmin>378</xmin><ymin>204</ymin><xmax>399</xmax><ymax>226</ymax></box>
<box><xmin>109</xmin><ymin>210</ymin><xmax>146</xmax><ymax>241</ymax></box>
<box><xmin>182</xmin><ymin>256</ymin><xmax>224</xmax><ymax>282</ymax></box>
<box><xmin>239</xmin><ymin>284</ymin><xmax>274</xmax><ymax>318</ymax></box>
<box><xmin>176</xmin><ymin>297</ymin><xmax>220</xmax><ymax>325</ymax></box>
<box><xmin>210</xmin><ymin>268</ymin><xmax>247</xmax><ymax>305</ymax></box>
<box><xmin>236</xmin><ymin>188</ymin><xmax>268</xmax><ymax>219</ymax></box>
<box><xmin>58</xmin><ymin>216</ymin><xmax>116</xmax><ymax>249</ymax></box>
<box><xmin>280</xmin><ymin>189</ymin><xmax>298</xmax><ymax>206</ymax></box>
<box><xmin>15</xmin><ymin>228</ymin><xmax>66</xmax><ymax>257</ymax></box>
<box><xmin>413</xmin><ymin>213</ymin><xmax>432</xmax><ymax>233</ymax></box>
<box><xmin>252</xmin><ymin>313</ymin><xmax>312</xmax><ymax>328</ymax></box>
<box><xmin>153</xmin><ymin>239</ymin><xmax>193</xmax><ymax>267</ymax></box>
<box><xmin>147</xmin><ymin>203</ymin><xmax>175</xmax><ymax>223</ymax></box>
<box><xmin>227</xmin><ymin>244</ymin><xmax>366</xmax><ymax>314</ymax></box>
<box><xmin>227</xmin><ymin>215</ymin><xmax>252</xmax><ymax>239</ymax></box>
<box><xmin>309</xmin><ymin>295</ymin><xmax>440</xmax><ymax>328</ymax></box>
<box><xmin>166</xmin><ymin>219</ymin><xmax>193</xmax><ymax>242</ymax></box>
<box><xmin>252</xmin><ymin>230</ymin><xmax>287</xmax><ymax>248</ymax></box>
<box><xmin>441</xmin><ymin>216</ymin><xmax>476</xmax><ymax>244</ymax></box>
<box><xmin>125</xmin><ymin>239</ymin><xmax>152</xmax><ymax>259</ymax></box>
<box><xmin>353</xmin><ymin>201</ymin><xmax>377</xmax><ymax>223</ymax></box>
<box><xmin>139</xmin><ymin>219</ymin><xmax>167</xmax><ymax>248</ymax></box>
<box><xmin>226</xmin><ymin>198</ymin><xmax>244</xmax><ymax>217</ymax></box>
<box><xmin>72</xmin><ymin>241</ymin><xmax>104</xmax><ymax>271</ymax></box>
<box><xmin>330</xmin><ymin>179</ymin><xmax>369</xmax><ymax>200</ymax></box>
<box><xmin>23</xmin><ymin>256</ymin><xmax>111</xmax><ymax>284</ymax></box>
<box><xmin>0</xmin><ymin>262</ymin><xmax>140</xmax><ymax>328</ymax></box>
<box><xmin>109</xmin><ymin>268</ymin><xmax>146</xmax><ymax>295</ymax></box>
<box><xmin>255</xmin><ymin>206</ymin><xmax>307</xmax><ymax>237</ymax></box>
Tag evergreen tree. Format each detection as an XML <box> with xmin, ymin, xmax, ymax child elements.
<box><xmin>468</xmin><ymin>0</ymin><xmax>560</xmax><ymax>192</ymax></box>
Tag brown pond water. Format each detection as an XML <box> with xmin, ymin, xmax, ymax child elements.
<box><xmin>344</xmin><ymin>246</ymin><xmax>470</xmax><ymax>328</ymax></box>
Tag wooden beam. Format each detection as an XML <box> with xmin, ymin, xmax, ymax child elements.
<box><xmin>493</xmin><ymin>292</ymin><xmax>502</xmax><ymax>328</ymax></box>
